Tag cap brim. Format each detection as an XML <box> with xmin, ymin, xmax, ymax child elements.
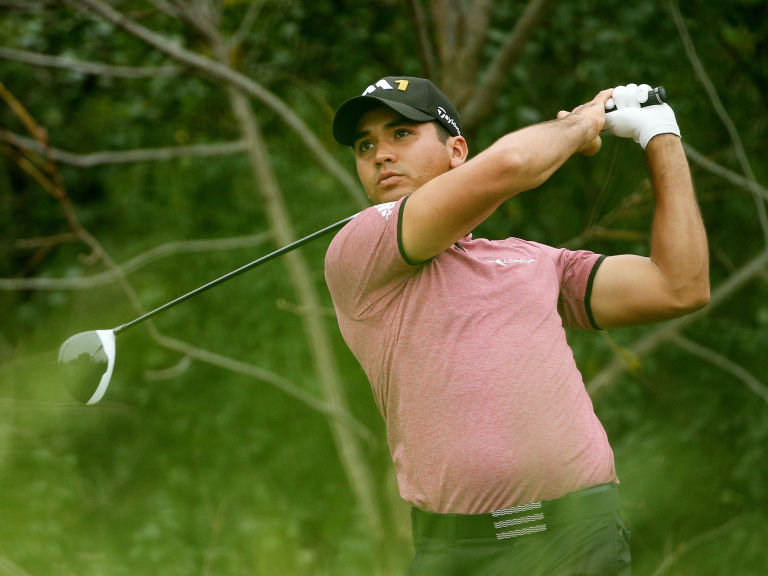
<box><xmin>333</xmin><ymin>96</ymin><xmax>434</xmax><ymax>146</ymax></box>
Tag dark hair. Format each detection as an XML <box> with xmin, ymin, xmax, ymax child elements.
<box><xmin>432</xmin><ymin>120</ymin><xmax>452</xmax><ymax>143</ymax></box>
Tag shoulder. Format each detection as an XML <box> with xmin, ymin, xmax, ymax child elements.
<box><xmin>327</xmin><ymin>202</ymin><xmax>398</xmax><ymax>256</ymax></box>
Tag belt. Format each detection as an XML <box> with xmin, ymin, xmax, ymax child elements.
<box><xmin>412</xmin><ymin>483</ymin><xmax>621</xmax><ymax>542</ymax></box>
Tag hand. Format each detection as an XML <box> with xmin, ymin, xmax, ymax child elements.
<box><xmin>557</xmin><ymin>89</ymin><xmax>613</xmax><ymax>156</ymax></box>
<box><xmin>604</xmin><ymin>83</ymin><xmax>681</xmax><ymax>149</ymax></box>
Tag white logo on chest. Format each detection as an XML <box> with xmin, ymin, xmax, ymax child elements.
<box><xmin>488</xmin><ymin>258</ymin><xmax>536</xmax><ymax>267</ymax></box>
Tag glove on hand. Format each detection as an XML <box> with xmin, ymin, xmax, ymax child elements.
<box><xmin>604</xmin><ymin>83</ymin><xmax>680</xmax><ymax>149</ymax></box>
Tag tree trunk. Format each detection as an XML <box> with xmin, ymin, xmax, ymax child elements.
<box><xmin>225</xmin><ymin>85</ymin><xmax>388</xmax><ymax>559</ymax></box>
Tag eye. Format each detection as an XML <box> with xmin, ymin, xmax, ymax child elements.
<box><xmin>394</xmin><ymin>128</ymin><xmax>413</xmax><ymax>139</ymax></box>
<box><xmin>356</xmin><ymin>140</ymin><xmax>374</xmax><ymax>154</ymax></box>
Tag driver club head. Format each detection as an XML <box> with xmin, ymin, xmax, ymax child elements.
<box><xmin>58</xmin><ymin>329</ymin><xmax>116</xmax><ymax>405</ymax></box>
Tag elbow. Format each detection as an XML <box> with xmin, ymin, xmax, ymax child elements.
<box><xmin>683</xmin><ymin>290</ymin><xmax>710</xmax><ymax>314</ymax></box>
<box><xmin>491</xmin><ymin>144</ymin><xmax>526</xmax><ymax>180</ymax></box>
<box><xmin>484</xmin><ymin>135</ymin><xmax>539</xmax><ymax>187</ymax></box>
<box><xmin>672</xmin><ymin>280</ymin><xmax>711</xmax><ymax>315</ymax></box>
<box><xmin>694</xmin><ymin>284</ymin><xmax>711</xmax><ymax>310</ymax></box>
<box><xmin>494</xmin><ymin>147</ymin><xmax>547</xmax><ymax>193</ymax></box>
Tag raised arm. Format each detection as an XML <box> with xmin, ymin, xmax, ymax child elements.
<box><xmin>590</xmin><ymin>134</ymin><xmax>709</xmax><ymax>327</ymax></box>
<box><xmin>400</xmin><ymin>90</ymin><xmax>614</xmax><ymax>263</ymax></box>
<box><xmin>590</xmin><ymin>85</ymin><xmax>710</xmax><ymax>328</ymax></box>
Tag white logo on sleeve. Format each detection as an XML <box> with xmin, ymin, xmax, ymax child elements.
<box><xmin>376</xmin><ymin>201</ymin><xmax>396</xmax><ymax>220</ymax></box>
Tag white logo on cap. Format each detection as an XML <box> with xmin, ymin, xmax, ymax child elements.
<box><xmin>362</xmin><ymin>79</ymin><xmax>409</xmax><ymax>95</ymax></box>
<box><xmin>436</xmin><ymin>106</ymin><xmax>461</xmax><ymax>136</ymax></box>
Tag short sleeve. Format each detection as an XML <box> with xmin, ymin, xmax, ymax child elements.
<box><xmin>537</xmin><ymin>245</ymin><xmax>605</xmax><ymax>330</ymax></box>
<box><xmin>324</xmin><ymin>197</ymin><xmax>418</xmax><ymax>320</ymax></box>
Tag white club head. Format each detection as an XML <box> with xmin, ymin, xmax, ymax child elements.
<box><xmin>58</xmin><ymin>329</ymin><xmax>116</xmax><ymax>405</ymax></box>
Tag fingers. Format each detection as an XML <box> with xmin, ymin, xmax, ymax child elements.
<box><xmin>594</xmin><ymin>88</ymin><xmax>614</xmax><ymax>107</ymax></box>
<box><xmin>637</xmin><ymin>84</ymin><xmax>651</xmax><ymax>104</ymax></box>
<box><xmin>612</xmin><ymin>84</ymin><xmax>646</xmax><ymax>109</ymax></box>
<box><xmin>581</xmin><ymin>134</ymin><xmax>603</xmax><ymax>157</ymax></box>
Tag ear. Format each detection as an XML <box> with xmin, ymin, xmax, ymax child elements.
<box><xmin>448</xmin><ymin>136</ymin><xmax>469</xmax><ymax>169</ymax></box>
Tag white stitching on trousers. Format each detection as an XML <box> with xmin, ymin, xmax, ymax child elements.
<box><xmin>491</xmin><ymin>501</ymin><xmax>543</xmax><ymax>517</ymax></box>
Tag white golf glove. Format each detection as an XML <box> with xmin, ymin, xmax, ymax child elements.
<box><xmin>604</xmin><ymin>83</ymin><xmax>680</xmax><ymax>149</ymax></box>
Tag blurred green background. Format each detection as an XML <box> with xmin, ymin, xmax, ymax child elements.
<box><xmin>1</xmin><ymin>1</ymin><xmax>767</xmax><ymax>574</ymax></box>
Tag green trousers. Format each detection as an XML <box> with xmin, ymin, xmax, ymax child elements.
<box><xmin>408</xmin><ymin>484</ymin><xmax>631</xmax><ymax>576</ymax></box>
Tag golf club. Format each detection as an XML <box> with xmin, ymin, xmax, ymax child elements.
<box><xmin>59</xmin><ymin>213</ymin><xmax>357</xmax><ymax>405</ymax></box>
<box><xmin>59</xmin><ymin>85</ymin><xmax>669</xmax><ymax>405</ymax></box>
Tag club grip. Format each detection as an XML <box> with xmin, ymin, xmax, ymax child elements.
<box><xmin>605</xmin><ymin>86</ymin><xmax>666</xmax><ymax>112</ymax></box>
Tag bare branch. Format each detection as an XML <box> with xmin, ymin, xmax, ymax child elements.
<box><xmin>406</xmin><ymin>0</ymin><xmax>435</xmax><ymax>78</ymax></box>
<box><xmin>0</xmin><ymin>553</ymin><xmax>38</xmax><ymax>576</ymax></box>
<box><xmin>461</xmin><ymin>0</ymin><xmax>554</xmax><ymax>128</ymax></box>
<box><xmin>0</xmin><ymin>82</ymin><xmax>47</xmax><ymax>142</ymax></box>
<box><xmin>229</xmin><ymin>0</ymin><xmax>266</xmax><ymax>50</ymax></box>
<box><xmin>224</xmin><ymin>72</ymin><xmax>384</xmax><ymax>536</ymax></box>
<box><xmin>0</xmin><ymin>0</ymin><xmax>56</xmax><ymax>8</ymax></box>
<box><xmin>588</xmin><ymin>247</ymin><xmax>768</xmax><ymax>394</ymax></box>
<box><xmin>16</xmin><ymin>233</ymin><xmax>79</xmax><ymax>249</ymax></box>
<box><xmin>432</xmin><ymin>0</ymin><xmax>494</xmax><ymax>108</ymax></box>
<box><xmin>150</xmin><ymin>332</ymin><xmax>375</xmax><ymax>442</ymax></box>
<box><xmin>146</xmin><ymin>0</ymin><xmax>181</xmax><ymax>19</ymax></box>
<box><xmin>143</xmin><ymin>356</ymin><xmax>193</xmax><ymax>381</ymax></box>
<box><xmin>667</xmin><ymin>0</ymin><xmax>768</xmax><ymax>244</ymax></box>
<box><xmin>1</xmin><ymin>73</ymin><xmax>376</xmax><ymax>472</ymax></box>
<box><xmin>462</xmin><ymin>0</ymin><xmax>493</xmax><ymax>77</ymax></box>
<box><xmin>563</xmin><ymin>226</ymin><xmax>648</xmax><ymax>249</ymax></box>
<box><xmin>671</xmin><ymin>335</ymin><xmax>768</xmax><ymax>405</ymax></box>
<box><xmin>60</xmin><ymin>0</ymin><xmax>368</xmax><ymax>210</ymax></box>
<box><xmin>431</xmin><ymin>0</ymin><xmax>456</xmax><ymax>68</ymax></box>
<box><xmin>0</xmin><ymin>232</ymin><xmax>272</xmax><ymax>291</ymax></box>
<box><xmin>563</xmin><ymin>181</ymin><xmax>653</xmax><ymax>249</ymax></box>
<box><xmin>1</xmin><ymin>130</ymin><xmax>248</xmax><ymax>167</ymax></box>
<box><xmin>166</xmin><ymin>0</ymin><xmax>219</xmax><ymax>39</ymax></box>
<box><xmin>684</xmin><ymin>143</ymin><xmax>768</xmax><ymax>202</ymax></box>
<box><xmin>1</xmin><ymin>82</ymin><xmax>161</xmax><ymax>349</ymax></box>
<box><xmin>650</xmin><ymin>514</ymin><xmax>752</xmax><ymax>576</ymax></box>
<box><xmin>0</xmin><ymin>46</ymin><xmax>180</xmax><ymax>78</ymax></box>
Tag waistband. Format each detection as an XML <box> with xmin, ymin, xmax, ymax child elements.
<box><xmin>412</xmin><ymin>483</ymin><xmax>621</xmax><ymax>543</ymax></box>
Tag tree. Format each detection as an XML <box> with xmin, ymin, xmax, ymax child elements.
<box><xmin>1</xmin><ymin>0</ymin><xmax>766</xmax><ymax>574</ymax></box>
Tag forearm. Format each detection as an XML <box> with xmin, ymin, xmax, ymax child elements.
<box><xmin>647</xmin><ymin>135</ymin><xmax>710</xmax><ymax>308</ymax></box>
<box><xmin>404</xmin><ymin>113</ymin><xmax>600</xmax><ymax>261</ymax></box>
<box><xmin>402</xmin><ymin>90</ymin><xmax>611</xmax><ymax>263</ymax></box>
<box><xmin>484</xmin><ymin>113</ymin><xmax>601</xmax><ymax>195</ymax></box>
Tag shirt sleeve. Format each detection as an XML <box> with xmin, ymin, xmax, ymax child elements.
<box><xmin>550</xmin><ymin>246</ymin><xmax>606</xmax><ymax>330</ymax></box>
<box><xmin>324</xmin><ymin>197</ymin><xmax>419</xmax><ymax>320</ymax></box>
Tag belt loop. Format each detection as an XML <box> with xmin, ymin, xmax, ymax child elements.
<box><xmin>448</xmin><ymin>513</ymin><xmax>457</xmax><ymax>545</ymax></box>
<box><xmin>413</xmin><ymin>509</ymin><xmax>458</xmax><ymax>544</ymax></box>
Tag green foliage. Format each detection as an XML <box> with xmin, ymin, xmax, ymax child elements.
<box><xmin>1</xmin><ymin>1</ymin><xmax>766</xmax><ymax>574</ymax></box>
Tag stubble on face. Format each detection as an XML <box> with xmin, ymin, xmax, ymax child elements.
<box><xmin>353</xmin><ymin>107</ymin><xmax>454</xmax><ymax>205</ymax></box>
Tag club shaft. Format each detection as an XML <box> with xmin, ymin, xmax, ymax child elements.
<box><xmin>113</xmin><ymin>213</ymin><xmax>357</xmax><ymax>335</ymax></box>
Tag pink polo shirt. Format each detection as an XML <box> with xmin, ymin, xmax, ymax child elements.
<box><xmin>324</xmin><ymin>197</ymin><xmax>617</xmax><ymax>514</ymax></box>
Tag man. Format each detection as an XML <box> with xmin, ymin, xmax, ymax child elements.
<box><xmin>324</xmin><ymin>76</ymin><xmax>709</xmax><ymax>575</ymax></box>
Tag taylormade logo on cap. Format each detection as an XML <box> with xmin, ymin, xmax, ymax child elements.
<box><xmin>436</xmin><ymin>106</ymin><xmax>461</xmax><ymax>136</ymax></box>
<box><xmin>332</xmin><ymin>76</ymin><xmax>462</xmax><ymax>146</ymax></box>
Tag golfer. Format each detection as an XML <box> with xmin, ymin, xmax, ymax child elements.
<box><xmin>324</xmin><ymin>76</ymin><xmax>709</xmax><ymax>575</ymax></box>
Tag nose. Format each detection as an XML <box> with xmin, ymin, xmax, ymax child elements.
<box><xmin>375</xmin><ymin>142</ymin><xmax>396</xmax><ymax>166</ymax></box>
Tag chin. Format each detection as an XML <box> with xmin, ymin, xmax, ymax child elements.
<box><xmin>373</xmin><ymin>186</ymin><xmax>415</xmax><ymax>205</ymax></box>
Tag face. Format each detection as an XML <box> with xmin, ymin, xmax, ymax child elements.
<box><xmin>353</xmin><ymin>107</ymin><xmax>461</xmax><ymax>204</ymax></box>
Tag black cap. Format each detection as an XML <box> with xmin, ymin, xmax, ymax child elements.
<box><xmin>333</xmin><ymin>76</ymin><xmax>462</xmax><ymax>146</ymax></box>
